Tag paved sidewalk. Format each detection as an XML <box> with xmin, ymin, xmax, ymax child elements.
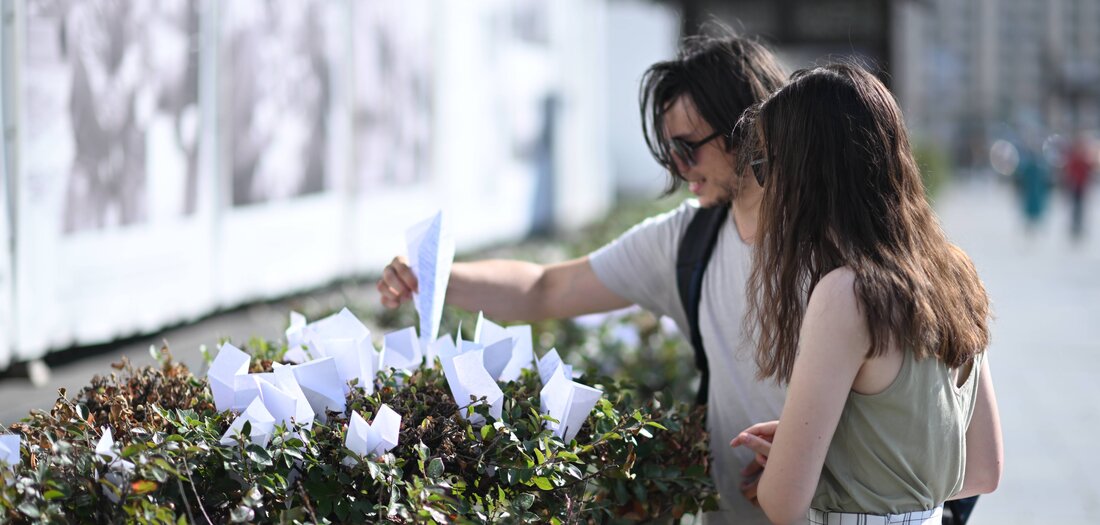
<box><xmin>934</xmin><ymin>176</ymin><xmax>1100</xmax><ymax>524</ymax></box>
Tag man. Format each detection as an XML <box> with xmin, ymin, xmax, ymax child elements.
<box><xmin>1064</xmin><ymin>135</ymin><xmax>1094</xmax><ymax>242</ymax></box>
<box><xmin>379</xmin><ymin>32</ymin><xmax>786</xmax><ymax>524</ymax></box>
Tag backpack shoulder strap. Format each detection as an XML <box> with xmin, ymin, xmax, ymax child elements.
<box><xmin>675</xmin><ymin>204</ymin><xmax>730</xmax><ymax>406</ymax></box>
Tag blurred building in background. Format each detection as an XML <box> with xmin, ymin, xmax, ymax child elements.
<box><xmin>675</xmin><ymin>0</ymin><xmax>1100</xmax><ymax>168</ymax></box>
<box><xmin>894</xmin><ymin>0</ymin><xmax>1100</xmax><ymax>168</ymax></box>
<box><xmin>686</xmin><ymin>0</ymin><xmax>893</xmax><ymax>75</ymax></box>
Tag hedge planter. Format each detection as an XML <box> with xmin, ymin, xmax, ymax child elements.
<box><xmin>2</xmin><ymin>331</ymin><xmax>715</xmax><ymax>523</ymax></box>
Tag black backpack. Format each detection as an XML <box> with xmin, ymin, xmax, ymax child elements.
<box><xmin>674</xmin><ymin>204</ymin><xmax>979</xmax><ymax>523</ymax></box>
<box><xmin>674</xmin><ymin>205</ymin><xmax>729</xmax><ymax>406</ymax></box>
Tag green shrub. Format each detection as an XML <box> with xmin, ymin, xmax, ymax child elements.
<box><xmin>2</xmin><ymin>340</ymin><xmax>715</xmax><ymax>524</ymax></box>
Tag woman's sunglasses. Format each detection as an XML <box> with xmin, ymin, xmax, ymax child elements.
<box><xmin>749</xmin><ymin>157</ymin><xmax>767</xmax><ymax>186</ymax></box>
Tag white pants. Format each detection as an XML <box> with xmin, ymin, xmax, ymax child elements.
<box><xmin>806</xmin><ymin>505</ymin><xmax>943</xmax><ymax>525</ymax></box>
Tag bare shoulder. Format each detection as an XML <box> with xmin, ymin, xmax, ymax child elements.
<box><xmin>807</xmin><ymin>267</ymin><xmax>860</xmax><ymax>315</ymax></box>
<box><xmin>802</xmin><ymin>267</ymin><xmax>868</xmax><ymax>353</ymax></box>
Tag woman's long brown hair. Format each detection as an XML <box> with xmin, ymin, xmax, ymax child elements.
<box><xmin>742</xmin><ymin>64</ymin><xmax>990</xmax><ymax>383</ymax></box>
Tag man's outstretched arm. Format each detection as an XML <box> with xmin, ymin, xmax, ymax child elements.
<box><xmin>377</xmin><ymin>256</ymin><xmax>632</xmax><ymax>322</ymax></box>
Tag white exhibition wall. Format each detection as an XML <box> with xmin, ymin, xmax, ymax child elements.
<box><xmin>606</xmin><ymin>0</ymin><xmax>679</xmax><ymax>197</ymax></box>
<box><xmin>1</xmin><ymin>22</ymin><xmax>10</xmax><ymax>366</ymax></box>
<box><xmin>0</xmin><ymin>0</ymin><xmax>612</xmax><ymax>367</ymax></box>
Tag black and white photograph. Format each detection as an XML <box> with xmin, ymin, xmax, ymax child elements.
<box><xmin>24</xmin><ymin>0</ymin><xmax>202</xmax><ymax>235</ymax></box>
<box><xmin>493</xmin><ymin>0</ymin><xmax>555</xmax><ymax>186</ymax></box>
<box><xmin>220</xmin><ymin>0</ymin><xmax>338</xmax><ymax>207</ymax></box>
<box><xmin>144</xmin><ymin>0</ymin><xmax>203</xmax><ymax>220</ymax></box>
<box><xmin>488</xmin><ymin>0</ymin><xmax>558</xmax><ymax>232</ymax></box>
<box><xmin>353</xmin><ymin>0</ymin><xmax>434</xmax><ymax>190</ymax></box>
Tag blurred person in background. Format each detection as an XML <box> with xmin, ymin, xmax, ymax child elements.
<box><xmin>1013</xmin><ymin>141</ymin><xmax>1052</xmax><ymax>236</ymax></box>
<box><xmin>730</xmin><ymin>64</ymin><xmax>1003</xmax><ymax>525</ymax></box>
<box><xmin>1063</xmin><ymin>135</ymin><xmax>1094</xmax><ymax>242</ymax></box>
<box><xmin>380</xmin><ymin>29</ymin><xmax>788</xmax><ymax>524</ymax></box>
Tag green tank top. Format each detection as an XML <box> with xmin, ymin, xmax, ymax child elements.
<box><xmin>810</xmin><ymin>350</ymin><xmax>984</xmax><ymax>514</ymax></box>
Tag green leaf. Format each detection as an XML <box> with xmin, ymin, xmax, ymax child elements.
<box><xmin>43</xmin><ymin>489</ymin><xmax>65</xmax><ymax>501</ymax></box>
<box><xmin>513</xmin><ymin>492</ymin><xmax>535</xmax><ymax>510</ymax></box>
<box><xmin>532</xmin><ymin>477</ymin><xmax>553</xmax><ymax>491</ymax></box>
<box><xmin>290</xmin><ymin>430</ymin><xmax>311</xmax><ymax>444</ymax></box>
<box><xmin>246</xmin><ymin>445</ymin><xmax>273</xmax><ymax>466</ymax></box>
<box><xmin>17</xmin><ymin>502</ymin><xmax>42</xmax><ymax>518</ymax></box>
<box><xmin>557</xmin><ymin>451</ymin><xmax>580</xmax><ymax>462</ymax></box>
<box><xmin>426</xmin><ymin>458</ymin><xmax>444</xmax><ymax>478</ymax></box>
<box><xmin>480</xmin><ymin>424</ymin><xmax>495</xmax><ymax>441</ymax></box>
<box><xmin>366</xmin><ymin>460</ymin><xmax>382</xmax><ymax>480</ymax></box>
<box><xmin>645</xmin><ymin>421</ymin><xmax>668</xmax><ymax>431</ymax></box>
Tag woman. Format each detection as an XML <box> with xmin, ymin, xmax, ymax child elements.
<box><xmin>729</xmin><ymin>64</ymin><xmax>1003</xmax><ymax>524</ymax></box>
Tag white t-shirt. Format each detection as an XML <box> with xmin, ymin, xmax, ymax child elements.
<box><xmin>589</xmin><ymin>200</ymin><xmax>786</xmax><ymax>525</ymax></box>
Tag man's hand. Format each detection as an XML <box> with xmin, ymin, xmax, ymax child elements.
<box><xmin>377</xmin><ymin>256</ymin><xmax>419</xmax><ymax>309</ymax></box>
<box><xmin>731</xmin><ymin>420</ymin><xmax>777</xmax><ymax>506</ymax></box>
<box><xmin>739</xmin><ymin>459</ymin><xmax>764</xmax><ymax>506</ymax></box>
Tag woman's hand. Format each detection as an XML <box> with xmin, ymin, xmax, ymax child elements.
<box><xmin>731</xmin><ymin>420</ymin><xmax>777</xmax><ymax>506</ymax></box>
<box><xmin>730</xmin><ymin>420</ymin><xmax>777</xmax><ymax>468</ymax></box>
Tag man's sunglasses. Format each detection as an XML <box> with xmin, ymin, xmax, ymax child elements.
<box><xmin>668</xmin><ymin>129</ymin><xmax>768</xmax><ymax>185</ymax></box>
<box><xmin>670</xmin><ymin>131</ymin><xmax>724</xmax><ymax>169</ymax></box>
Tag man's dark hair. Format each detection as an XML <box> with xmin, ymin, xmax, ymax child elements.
<box><xmin>640</xmin><ymin>29</ymin><xmax>787</xmax><ymax>194</ymax></box>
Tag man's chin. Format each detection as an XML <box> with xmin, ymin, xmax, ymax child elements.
<box><xmin>698</xmin><ymin>193</ymin><xmax>734</xmax><ymax>208</ymax></box>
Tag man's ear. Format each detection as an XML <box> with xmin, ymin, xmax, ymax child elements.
<box><xmin>722</xmin><ymin>135</ymin><xmax>736</xmax><ymax>152</ymax></box>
